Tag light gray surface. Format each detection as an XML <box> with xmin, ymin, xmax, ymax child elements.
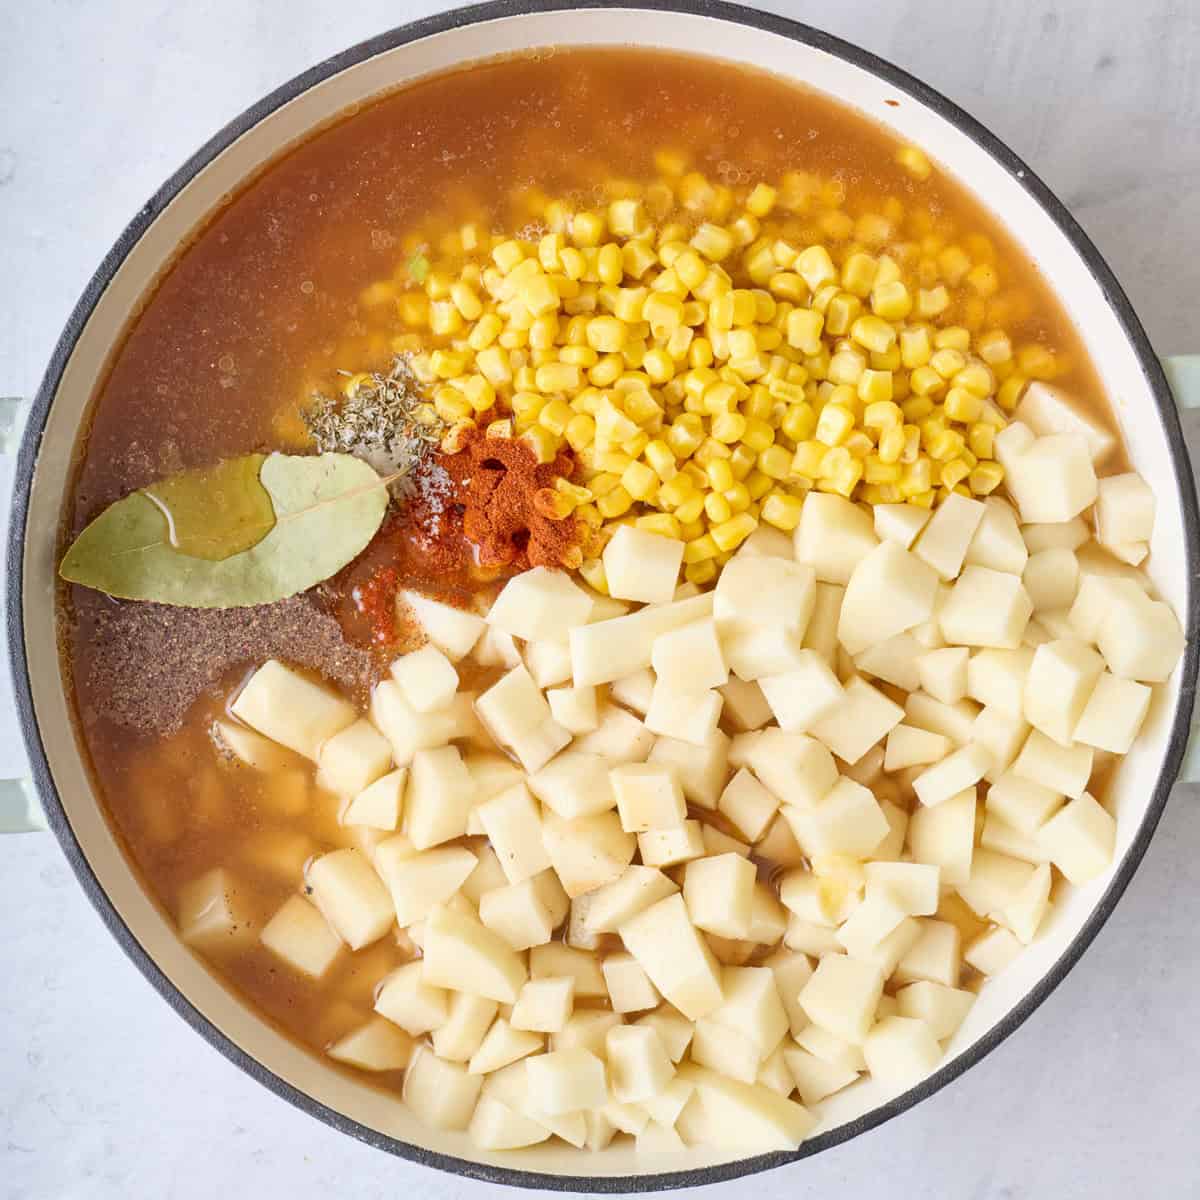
<box><xmin>1</xmin><ymin>2</ymin><xmax>1198</xmax><ymax>1197</ymax></box>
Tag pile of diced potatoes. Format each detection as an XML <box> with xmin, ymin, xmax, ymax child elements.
<box><xmin>180</xmin><ymin>417</ymin><xmax>1183</xmax><ymax>1156</ymax></box>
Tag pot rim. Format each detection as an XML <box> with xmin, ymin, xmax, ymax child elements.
<box><xmin>8</xmin><ymin>0</ymin><xmax>1198</xmax><ymax>1192</ymax></box>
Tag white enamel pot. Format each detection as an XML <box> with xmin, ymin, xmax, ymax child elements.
<box><xmin>4</xmin><ymin>1</ymin><xmax>1199</xmax><ymax>1191</ymax></box>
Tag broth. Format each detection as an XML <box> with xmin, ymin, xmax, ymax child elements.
<box><xmin>62</xmin><ymin>48</ymin><xmax>1126</xmax><ymax>1093</ymax></box>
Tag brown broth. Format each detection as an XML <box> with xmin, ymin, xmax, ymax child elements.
<box><xmin>61</xmin><ymin>47</ymin><xmax>1124</xmax><ymax>1086</ymax></box>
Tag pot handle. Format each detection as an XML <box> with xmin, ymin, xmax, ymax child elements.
<box><xmin>0</xmin><ymin>396</ymin><xmax>46</xmax><ymax>832</ymax></box>
<box><xmin>1164</xmin><ymin>357</ymin><xmax>1200</xmax><ymax>785</ymax></box>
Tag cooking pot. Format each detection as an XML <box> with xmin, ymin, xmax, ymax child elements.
<box><xmin>4</xmin><ymin>1</ymin><xmax>1199</xmax><ymax>1190</ymax></box>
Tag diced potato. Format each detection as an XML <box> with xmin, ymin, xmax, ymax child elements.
<box><xmin>543</xmin><ymin>810</ymin><xmax>637</xmax><ymax>897</ymax></box>
<box><xmin>896</xmin><ymin>981</ymin><xmax>975</xmax><ymax>1041</ymax></box>
<box><xmin>524</xmin><ymin>639</ymin><xmax>574</xmax><ymax>688</ymax></box>
<box><xmin>511</xmin><ymin>977</ymin><xmax>575</xmax><ymax>1033</ymax></box>
<box><xmin>939</xmin><ymin>566</ymin><xmax>1032</xmax><ymax>649</ymax></box>
<box><xmin>460</xmin><ymin>843</ymin><xmax>509</xmax><ymax>905</ymax></box>
<box><xmin>528</xmin><ymin>750</ymin><xmax>617</xmax><ymax>819</ymax></box>
<box><xmin>639</xmin><ymin>821</ymin><xmax>706</xmax><ymax>868</ymax></box>
<box><xmin>553</xmin><ymin>1008</ymin><xmax>623</xmax><ymax>1058</ymax></box>
<box><xmin>473</xmin><ymin>626</ymin><xmax>523</xmax><ymax>669</ymax></box>
<box><xmin>583</xmin><ymin>865</ymin><xmax>679</xmax><ymax>934</ymax></box>
<box><xmin>855</xmin><ymin>632</ymin><xmax>924</xmax><ymax>693</ymax></box>
<box><xmin>720</xmin><ymin>676</ymin><xmax>774</xmax><ymax>731</ymax></box>
<box><xmin>1012</xmin><ymin>729</ymin><xmax>1092</xmax><ymax>799</ymax></box>
<box><xmin>1094</xmin><ymin>472</ymin><xmax>1154</xmax><ymax>548</ymax></box>
<box><xmin>231</xmin><ymin>660</ymin><xmax>357</xmax><ymax>760</ymax></box>
<box><xmin>838</xmin><ymin>541</ymin><xmax>939</xmax><ymax>655</ymax></box>
<box><xmin>306</xmin><ymin>848</ymin><xmax>395</xmax><ymax>949</ymax></box>
<box><xmin>804</xmin><ymin>582</ymin><xmax>845</xmax><ymax>660</ymax></box>
<box><xmin>972</xmin><ymin>705</ymin><xmax>1030</xmax><ymax>782</ymax></box>
<box><xmin>486</xmin><ymin>566</ymin><xmax>595</xmax><ymax>641</ymax></box>
<box><xmin>570</xmin><ymin>594</ymin><xmax>714</xmax><ymax>686</ymax></box>
<box><xmin>722</xmin><ymin>626</ymin><xmax>811</xmax><ymax>682</ymax></box>
<box><xmin>651</xmin><ymin>618</ymin><xmax>728</xmax><ymax>692</ymax></box>
<box><xmin>603</xmin><ymin>952</ymin><xmax>662</xmax><ymax>1013</ymax></box>
<box><xmin>316</xmin><ymin>718</ymin><xmax>392</xmax><ymax>798</ymax></box>
<box><xmin>884</xmin><ymin>724</ymin><xmax>950</xmax><ymax>772</ymax></box>
<box><xmin>405</xmin><ymin>745</ymin><xmax>475</xmax><ymax>849</ymax></box>
<box><xmin>894</xmin><ymin>919</ymin><xmax>962</xmax><ymax>988</ymax></box>
<box><xmin>1067</xmin><ymin>573</ymin><xmax>1147</xmax><ymax>643</ymax></box>
<box><xmin>259</xmin><ymin>895</ymin><xmax>342</xmax><ymax>978</ymax></box>
<box><xmin>468</xmin><ymin>1095</ymin><xmax>552</xmax><ymax>1150</ymax></box>
<box><xmin>714</xmin><ymin>554</ymin><xmax>818</xmax><ymax>645</ymax></box>
<box><xmin>644</xmin><ymin>680</ymin><xmax>723</xmax><ymax>746</ymax></box>
<box><xmin>798</xmin><ymin>953</ymin><xmax>884</xmax><ymax>1044</ymax></box>
<box><xmin>575</xmin><ymin>705</ymin><xmax>655</xmax><ymax>763</ymax></box>
<box><xmin>794</xmin><ymin>494</ymin><xmax>879</xmax><ymax>584</ymax></box>
<box><xmin>432</xmin><ymin>991</ymin><xmax>499</xmax><ymax>1062</ymax></box>
<box><xmin>1014</xmin><ymin>381</ymin><xmax>1117</xmax><ymax>464</ymax></box>
<box><xmin>981</xmin><ymin>812</ymin><xmax>1050</xmax><ymax>865</ymax></box>
<box><xmin>710</xmin><ymin>965</ymin><xmax>790</xmax><ymax>1059</ymax></box>
<box><xmin>476</xmin><ymin>783</ymin><xmax>552</xmax><ymax>883</ymax></box>
<box><xmin>1073</xmin><ymin>672</ymin><xmax>1152</xmax><ymax>753</ymax></box>
<box><xmin>611</xmin><ymin>763</ymin><xmax>687</xmax><ymax>833</ymax></box>
<box><xmin>547</xmin><ymin>685</ymin><xmax>600</xmax><ymax>734</ymax></box>
<box><xmin>401</xmin><ymin>590</ymin><xmax>486</xmax><ymax>661</ymax></box>
<box><xmin>795</xmin><ymin>1022</ymin><xmax>866</xmax><ymax>1072</ymax></box>
<box><xmin>640</xmin><ymin>1076</ymin><xmax>697</xmax><ymax>1126</ymax></box>
<box><xmin>913</xmin><ymin>743</ymin><xmax>992</xmax><ymax>807</ymax></box>
<box><xmin>604</xmin><ymin>526</ymin><xmax>686</xmax><ymax>605</ymax></box>
<box><xmin>691</xmin><ymin>1017</ymin><xmax>761</xmax><ymax>1082</ymax></box>
<box><xmin>676</xmin><ymin>1064</ymin><xmax>815</xmax><ymax>1151</ymax></box>
<box><xmin>1095</xmin><ymin>592</ymin><xmax>1185</xmax><ymax>683</ymax></box>
<box><xmin>864</xmin><ymin>861</ymin><xmax>940</xmax><ymax>916</ymax></box>
<box><xmin>328</xmin><ymin>1016</ymin><xmax>414</xmax><ymax>1072</ymax></box>
<box><xmin>986</xmin><ymin>772</ymin><xmax>1064</xmax><ymax>836</ymax></box>
<box><xmin>342</xmin><ymin>768</ymin><xmax>406</xmax><ymax>830</ymax></box>
<box><xmin>783</xmin><ymin>915</ymin><xmax>843</xmax><ymax>958</ymax></box>
<box><xmin>863</xmin><ymin>1015</ymin><xmax>942</xmax><ymax>1086</ymax></box>
<box><xmin>874</xmin><ymin>798</ymin><xmax>910</xmax><ymax>860</ymax></box>
<box><xmin>649</xmin><ymin>730</ymin><xmax>731</xmax><ymax>808</ymax></box>
<box><xmin>479</xmin><ymin>870</ymin><xmax>569</xmax><ymax>950</ymax></box>
<box><xmin>747</xmin><ymin>885</ymin><xmax>788</xmax><ymax>945</ymax></box>
<box><xmin>480</xmin><ymin>1060</ymin><xmax>587</xmax><ymax>1145</ymax></box>
<box><xmin>1022</xmin><ymin>547</ymin><xmax>1079</xmax><ymax>613</ymax></box>
<box><xmin>475</xmin><ymin>665</ymin><xmax>571</xmax><ymax>773</ymax></box>
<box><xmin>745</xmin><ymin>729</ymin><xmax>838</xmax><ymax>808</ymax></box>
<box><xmin>718</xmin><ymin>768</ymin><xmax>781</xmax><ymax>842</ymax></box>
<box><xmin>916</xmin><ymin>646</ymin><xmax>969</xmax><ymax>705</ymax></box>
<box><xmin>527</xmin><ymin>1047</ymin><xmax>609</xmax><ymax>1114</ymax></box>
<box><xmin>1038</xmin><ymin>793</ymin><xmax>1116</xmax><ymax>884</ymax></box>
<box><xmin>783</xmin><ymin>1044</ymin><xmax>859</xmax><ymax>1107</ymax></box>
<box><xmin>809</xmin><ymin>678</ymin><xmax>904</xmax><ymax>766</ymax></box>
<box><xmin>1004</xmin><ymin>862</ymin><xmax>1053</xmax><ymax>943</ymax></box>
<box><xmin>375</xmin><ymin>962</ymin><xmax>450</xmax><ymax>1035</ymax></box>
<box><xmin>1023</xmin><ymin>516</ymin><xmax>1090</xmax><ymax>555</ymax></box>
<box><xmin>758</xmin><ymin>651</ymin><xmax>844</xmax><ymax>733</ymax></box>
<box><xmin>1023</xmin><ymin>639</ymin><xmax>1105</xmax><ymax>747</ymax></box>
<box><xmin>421</xmin><ymin>902</ymin><xmax>528</xmax><ymax>1003</ymax></box>
<box><xmin>913</xmin><ymin>493</ymin><xmax>986</xmax><ymax>581</ymax></box>
<box><xmin>177</xmin><ymin>867</ymin><xmax>256</xmax><ymax>953</ymax></box>
<box><xmin>391</xmin><ymin>644</ymin><xmax>458</xmax><ymax>714</ymax></box>
<box><xmin>957</xmin><ymin>849</ymin><xmax>1037</xmax><ymax>920</ymax></box>
<box><xmin>684</xmin><ymin>853</ymin><xmax>757</xmax><ymax>938</ymax></box>
<box><xmin>908</xmin><ymin>788</ymin><xmax>976</xmax><ymax>886</ymax></box>
<box><xmin>790</xmin><ymin>777</ymin><xmax>890</xmax><ymax>858</ymax></box>
<box><xmin>963</xmin><ymin>925</ymin><xmax>1022</xmax><ymax>976</ymax></box>
<box><xmin>835</xmin><ymin>887</ymin><xmax>908</xmax><ymax>957</ymax></box>
<box><xmin>620</xmin><ymin>893</ymin><xmax>724</xmax><ymax>1020</ymax></box>
<box><xmin>375</xmin><ymin>840</ymin><xmax>478</xmax><ymax>925</ymax></box>
<box><xmin>1004</xmin><ymin>433</ymin><xmax>1098</xmax><ymax>524</ymax></box>
<box><xmin>607</xmin><ymin>1025</ymin><xmax>676</xmax><ymax>1103</ymax></box>
<box><xmin>966</xmin><ymin>646</ymin><xmax>1033</xmax><ymax>716</ymax></box>
<box><xmin>368</xmin><ymin>681</ymin><xmax>467</xmax><ymax>765</ymax></box>
<box><xmin>238</xmin><ymin>830</ymin><xmax>315</xmax><ymax>882</ymax></box>
<box><xmin>702</xmin><ymin>825</ymin><xmax>751</xmax><ymax>859</ymax></box>
<box><xmin>214</xmin><ymin>719</ymin><xmax>297</xmax><ymax>773</ymax></box>
<box><xmin>964</xmin><ymin>497</ymin><xmax>1028</xmax><ymax>575</ymax></box>
<box><xmin>468</xmin><ymin>1018</ymin><xmax>544</xmax><ymax>1074</ymax></box>
<box><xmin>905</xmin><ymin>691</ymin><xmax>981</xmax><ymax>746</ymax></box>
<box><xmin>610</xmin><ymin>669</ymin><xmax>656</xmax><ymax>717</ymax></box>
<box><xmin>403</xmin><ymin>1045</ymin><xmax>483</xmax><ymax>1131</ymax></box>
<box><xmin>873</xmin><ymin>502</ymin><xmax>931</xmax><ymax>550</ymax></box>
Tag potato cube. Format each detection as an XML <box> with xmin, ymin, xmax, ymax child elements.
<box><xmin>864</xmin><ymin>861</ymin><xmax>940</xmax><ymax>916</ymax></box>
<box><xmin>527</xmin><ymin>750</ymin><xmax>616</xmax><ymax>820</ymax></box>
<box><xmin>367</xmin><ymin>681</ymin><xmax>464</xmax><ymax>765</ymax></box>
<box><xmin>916</xmin><ymin>647</ymin><xmax>969</xmax><ymax>705</ymax></box>
<box><xmin>640</xmin><ymin>1076</ymin><xmax>698</xmax><ymax>1127</ymax></box>
<box><xmin>1073</xmin><ymin>672</ymin><xmax>1152</xmax><ymax>753</ymax></box>
<box><xmin>892</xmin><ymin>919</ymin><xmax>960</xmax><ymax>988</ymax></box>
<box><xmin>691</xmin><ymin>1017</ymin><xmax>761</xmax><ymax>1082</ymax></box>
<box><xmin>722</xmin><ymin>626</ymin><xmax>811</xmax><ymax>682</ymax></box>
<box><xmin>834</xmin><ymin>888</ymin><xmax>908</xmax><ymax>958</ymax></box>
<box><xmin>468</xmin><ymin>1096</ymin><xmax>552</xmax><ymax>1150</ymax></box>
<box><xmin>940</xmin><ymin>566</ymin><xmax>1032</xmax><ymax>649</ymax></box>
<box><xmin>981</xmin><ymin>812</ymin><xmax>1049</xmax><ymax>865</ymax></box>
<box><xmin>711</xmin><ymin>965</ymin><xmax>790</xmax><ymax>1058</ymax></box>
<box><xmin>390</xmin><ymin>644</ymin><xmax>458</xmax><ymax>714</ymax></box>
<box><xmin>873</xmin><ymin>502</ymin><xmax>931</xmax><ymax>549</ymax></box>
<box><xmin>963</xmin><ymin>925</ymin><xmax>1022</xmax><ymax>976</ymax></box>
<box><xmin>1038</xmin><ymin>793</ymin><xmax>1116</xmax><ymax>884</ymax></box>
<box><xmin>964</xmin><ymin>497</ymin><xmax>1028</xmax><ymax>575</ymax></box>
<box><xmin>432</xmin><ymin>991</ymin><xmax>499</xmax><ymax>1062</ymax></box>
<box><xmin>714</xmin><ymin>554</ymin><xmax>817</xmax><ymax>639</ymax></box>
<box><xmin>375</xmin><ymin>961</ymin><xmax>450</xmax><ymax>1035</ymax></box>
<box><xmin>475</xmin><ymin>665</ymin><xmax>570</xmax><ymax>773</ymax></box>
<box><xmin>1003</xmin><ymin>862</ymin><xmax>1053</xmax><ymax>943</ymax></box>
<box><xmin>403</xmin><ymin>1045</ymin><xmax>483</xmax><ymax>1131</ymax></box>
<box><xmin>651</xmin><ymin>618</ymin><xmax>728</xmax><ymax>694</ymax></box>
<box><xmin>1095</xmin><ymin>471</ymin><xmax>1155</xmax><ymax>548</ymax></box>
<box><xmin>460</xmin><ymin>843</ymin><xmax>508</xmax><ymax>905</ymax></box>
<box><xmin>1022</xmin><ymin>547</ymin><xmax>1079</xmax><ymax>613</ymax></box>
<box><xmin>582</xmin><ymin>865</ymin><xmax>679</xmax><ymax>934</ymax></box>
<box><xmin>231</xmin><ymin>660</ymin><xmax>357</xmax><ymax>760</ymax></box>
<box><xmin>720</xmin><ymin>676</ymin><xmax>774</xmax><ymax>732</ymax></box>
<box><xmin>523</xmin><ymin>639</ymin><xmax>574</xmax><ymax>689</ymax></box>
<box><xmin>315</xmin><ymin>718</ymin><xmax>392</xmax><ymax>799</ymax></box>
<box><xmin>1004</xmin><ymin>433</ymin><xmax>1098</xmax><ymax>523</ymax></box>
<box><xmin>1067</xmin><ymin>573</ymin><xmax>1146</xmax><ymax>642</ymax></box>
<box><xmin>375</xmin><ymin>840</ymin><xmax>477</xmax><ymax>926</ymax></box>
<box><xmin>421</xmin><ymin>902</ymin><xmax>528</xmax><ymax>1003</ymax></box>
<box><xmin>966</xmin><ymin>647</ymin><xmax>1032</xmax><ymax>719</ymax></box>
<box><xmin>803</xmin><ymin>581</ymin><xmax>845</xmax><ymax>661</ymax></box>
<box><xmin>718</xmin><ymin>768</ymin><xmax>781</xmax><ymax>842</ymax></box>
<box><xmin>838</xmin><ymin>541</ymin><xmax>940</xmax><ymax>655</ymax></box>
<box><xmin>620</xmin><ymin>893</ymin><xmax>724</xmax><ymax>1020</ymax></box>
<box><xmin>404</xmin><ymin>745</ymin><xmax>474</xmax><ymax>850</ymax></box>
<box><xmin>480</xmin><ymin>870</ymin><xmax>569</xmax><ymax>950</ymax></box>
<box><xmin>895</xmin><ymin>981</ymin><xmax>974</xmax><ymax>1042</ymax></box>
<box><xmin>477</xmin><ymin>783</ymin><xmax>551</xmax><ymax>884</ymax></box>
<box><xmin>342</xmin><ymin>768</ymin><xmax>406</xmax><ymax>831</ymax></box>
<box><xmin>305</xmin><ymin>849</ymin><xmax>394</xmax><ymax>949</ymax></box>
<box><xmin>648</xmin><ymin>724</ymin><xmax>729</xmax><ymax>811</ymax></box>
<box><xmin>736</xmin><ymin>525</ymin><xmax>796</xmax><ymax>560</ymax></box>
<box><xmin>1022</xmin><ymin>638</ymin><xmax>1106</xmax><ymax>748</ymax></box>
<box><xmin>607</xmin><ymin>1025</ymin><xmax>676</xmax><ymax>1104</ymax></box>
<box><xmin>214</xmin><ymin>719</ymin><xmax>297</xmax><ymax>773</ymax></box>
<box><xmin>908</xmin><ymin>788</ymin><xmax>976</xmax><ymax>885</ymax></box>
<box><xmin>628</xmin><ymin>1008</ymin><xmax>692</xmax><ymax>1065</ymax></box>
<box><xmin>1012</xmin><ymin>729</ymin><xmax>1093</xmax><ymax>799</ymax></box>
<box><xmin>810</xmin><ymin>678</ymin><xmax>905</xmax><ymax>766</ymax></box>
<box><xmin>799</xmin><ymin>954</ymin><xmax>884</xmax><ymax>1044</ymax></box>
<box><xmin>612</xmin><ymin>763</ymin><xmax>687</xmax><ymax>832</ymax></box>
<box><xmin>527</xmin><ymin>1047</ymin><xmax>609</xmax><ymax>1114</ymax></box>
<box><xmin>783</xmin><ymin>1045</ymin><xmax>859</xmax><ymax>1107</ymax></box>
<box><xmin>984</xmin><ymin>773</ymin><xmax>1060</xmax><ymax>839</ymax></box>
<box><xmin>913</xmin><ymin>743</ymin><xmax>992</xmax><ymax>807</ymax></box>
<box><xmin>795</xmin><ymin>1022</ymin><xmax>867</xmax><ymax>1072</ymax></box>
<box><xmin>328</xmin><ymin>1016</ymin><xmax>414</xmax><ymax>1072</ymax></box>
<box><xmin>971</xmin><ymin>706</ymin><xmax>1030</xmax><ymax>782</ymax></box>
<box><xmin>702</xmin><ymin>825</ymin><xmax>751</xmax><ymax>859</ymax></box>
<box><xmin>638</xmin><ymin>821</ymin><xmax>706</xmax><ymax>868</ymax></box>
<box><xmin>794</xmin><ymin>777</ymin><xmax>890</xmax><ymax>858</ymax></box>
<box><xmin>913</xmin><ymin>493</ymin><xmax>986</xmax><ymax>581</ymax></box>
<box><xmin>401</xmin><ymin>590</ymin><xmax>485</xmax><ymax>660</ymax></box>
<box><xmin>511</xmin><ymin>977</ymin><xmax>575</xmax><ymax>1033</ymax></box>
<box><xmin>177</xmin><ymin>867</ymin><xmax>256</xmax><ymax>953</ymax></box>
<box><xmin>758</xmin><ymin>652</ymin><xmax>844</xmax><ymax>733</ymax></box>
<box><xmin>1023</xmin><ymin>516</ymin><xmax>1089</xmax><ymax>555</ymax></box>
<box><xmin>644</xmin><ymin>681</ymin><xmax>723</xmax><ymax>746</ymax></box>
<box><xmin>884</xmin><ymin>724</ymin><xmax>950</xmax><ymax>772</ymax></box>
<box><xmin>258</xmin><ymin>895</ymin><xmax>342</xmax><ymax>978</ymax></box>
<box><xmin>684</xmin><ymin>853</ymin><xmax>757</xmax><ymax>938</ymax></box>
<box><xmin>553</xmin><ymin>1009</ymin><xmax>623</xmax><ymax>1059</ymax></box>
<box><xmin>760</xmin><ymin>950</ymin><xmax>813</xmax><ymax>1040</ymax></box>
<box><xmin>575</xmin><ymin>705</ymin><xmax>655</xmax><ymax>763</ymax></box>
<box><xmin>610</xmin><ymin>669</ymin><xmax>656</xmax><ymax>717</ymax></box>
<box><xmin>863</xmin><ymin>1015</ymin><xmax>942</xmax><ymax>1085</ymax></box>
<box><xmin>1096</xmin><ymin>594</ymin><xmax>1185</xmax><ymax>683</ymax></box>
<box><xmin>603</xmin><ymin>526</ymin><xmax>685</xmax><ymax>605</ymax></box>
<box><xmin>794</xmin><ymin>494</ymin><xmax>879</xmax><ymax>584</ymax></box>
<box><xmin>543</xmin><ymin>810</ymin><xmax>636</xmax><ymax>898</ymax></box>
<box><xmin>747</xmin><ymin>885</ymin><xmax>788</xmax><ymax>945</ymax></box>
<box><xmin>570</xmin><ymin>594</ymin><xmax>714</xmax><ymax>686</ymax></box>
<box><xmin>467</xmin><ymin>1018</ymin><xmax>544</xmax><ymax>1074</ymax></box>
<box><xmin>905</xmin><ymin>693</ymin><xmax>982</xmax><ymax>748</ymax></box>
<box><xmin>486</xmin><ymin>566</ymin><xmax>595</xmax><ymax>641</ymax></box>
<box><xmin>957</xmin><ymin>848</ymin><xmax>1037</xmax><ymax>920</ymax></box>
<box><xmin>745</xmin><ymin>729</ymin><xmax>838</xmax><ymax>808</ymax></box>
<box><xmin>1014</xmin><ymin>381</ymin><xmax>1117</xmax><ymax>463</ymax></box>
<box><xmin>473</xmin><ymin>625</ymin><xmax>522</xmax><ymax>669</ymax></box>
<box><xmin>676</xmin><ymin>1064</ymin><xmax>815</xmax><ymax>1151</ymax></box>
<box><xmin>547</xmin><ymin>685</ymin><xmax>599</xmax><ymax>734</ymax></box>
<box><xmin>603</xmin><ymin>952</ymin><xmax>661</xmax><ymax>1013</ymax></box>
<box><xmin>855</xmin><ymin>632</ymin><xmax>924</xmax><ymax>693</ymax></box>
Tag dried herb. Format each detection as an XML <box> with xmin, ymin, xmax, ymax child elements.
<box><xmin>60</xmin><ymin>453</ymin><xmax>390</xmax><ymax>608</ymax></box>
<box><xmin>303</xmin><ymin>356</ymin><xmax>447</xmax><ymax>486</ymax></box>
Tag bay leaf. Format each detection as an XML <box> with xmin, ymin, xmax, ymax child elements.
<box><xmin>60</xmin><ymin>452</ymin><xmax>390</xmax><ymax>607</ymax></box>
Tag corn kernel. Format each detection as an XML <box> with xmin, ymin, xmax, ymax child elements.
<box><xmin>684</xmin><ymin>533</ymin><xmax>719</xmax><ymax>564</ymax></box>
<box><xmin>899</xmin><ymin>458</ymin><xmax>933</xmax><ymax>497</ymax></box>
<box><xmin>977</xmin><ymin>329</ymin><xmax>1013</xmax><ymax>366</ymax></box>
<box><xmin>896</xmin><ymin>144</ymin><xmax>932</xmax><ymax>181</ymax></box>
<box><xmin>864</xmin><ymin>455</ymin><xmax>902</xmax><ymax>484</ymax></box>
<box><xmin>701</xmin><ymin>492</ymin><xmax>731</xmax><ymax>523</ymax></box>
<box><xmin>825</xmin><ymin>293</ymin><xmax>863</xmax><ymax>337</ymax></box>
<box><xmin>711</xmin><ymin>513</ymin><xmax>757</xmax><ymax>552</ymax></box>
<box><xmin>850</xmin><ymin>314</ymin><xmax>897</xmax><ymax>354</ymax></box>
<box><xmin>969</xmin><ymin>461</ymin><xmax>1005</xmax><ymax>495</ymax></box>
<box><xmin>997</xmin><ymin>374</ymin><xmax>1028</xmax><ymax>411</ymax></box>
<box><xmin>857</xmin><ymin>369</ymin><xmax>894</xmax><ymax>405</ymax></box>
<box><xmin>760</xmin><ymin>490</ymin><xmax>803</xmax><ymax>530</ymax></box>
<box><xmin>792</xmin><ymin>440</ymin><xmax>828</xmax><ymax>478</ymax></box>
<box><xmin>785</xmin><ymin>308</ymin><xmax>824</xmax><ymax>355</ymax></box>
<box><xmin>940</xmin><ymin>458</ymin><xmax>971</xmax><ymax>490</ymax></box>
<box><xmin>565</xmin><ymin>413</ymin><xmax>596</xmax><ymax>452</ymax></box>
<box><xmin>707</xmin><ymin>411</ymin><xmax>745</xmax><ymax>444</ymax></box>
<box><xmin>815</xmin><ymin>403</ymin><xmax>855</xmax><ymax>447</ymax></box>
<box><xmin>796</xmin><ymin>245</ymin><xmax>837</xmax><ymax>292</ymax></box>
<box><xmin>916</xmin><ymin>286</ymin><xmax>950</xmax><ymax>319</ymax></box>
<box><xmin>746</xmin><ymin>182</ymin><xmax>778</xmax><ymax>217</ymax></box>
<box><xmin>705</xmin><ymin>458</ymin><xmax>734</xmax><ymax>492</ymax></box>
<box><xmin>430</xmin><ymin>349</ymin><xmax>469</xmax><ymax>380</ymax></box>
<box><xmin>618</xmin><ymin>459</ymin><xmax>657</xmax><ymax>502</ymax></box>
<box><xmin>817</xmin><ymin>447</ymin><xmax>864</xmax><ymax>497</ymax></box>
<box><xmin>758</xmin><ymin>444</ymin><xmax>792</xmax><ymax>480</ymax></box>
<box><xmin>899</xmin><ymin>326</ymin><xmax>932</xmax><ymax>369</ymax></box>
<box><xmin>871</xmin><ymin>279</ymin><xmax>913</xmax><ymax>321</ymax></box>
<box><xmin>877</xmin><ymin>425</ymin><xmax>906</xmax><ymax>464</ymax></box>
<box><xmin>492</xmin><ymin>240</ymin><xmax>525</xmax><ymax>273</ymax></box>
<box><xmin>841</xmin><ymin>252</ymin><xmax>878</xmax><ymax>298</ymax></box>
<box><xmin>935</xmin><ymin>326</ymin><xmax>972</xmax><ymax>352</ymax></box>
<box><xmin>944</xmin><ymin>386</ymin><xmax>982</xmax><ymax>423</ymax></box>
<box><xmin>740</xmin><ymin>417</ymin><xmax>775</xmax><ymax>453</ymax></box>
<box><xmin>967</xmin><ymin>422</ymin><xmax>995</xmax><ymax>460</ymax></box>
<box><xmin>828</xmin><ymin>349</ymin><xmax>866</xmax><ymax>387</ymax></box>
<box><xmin>928</xmin><ymin>429</ymin><xmax>966</xmax><ymax>461</ymax></box>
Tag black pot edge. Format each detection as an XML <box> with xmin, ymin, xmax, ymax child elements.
<box><xmin>7</xmin><ymin>1</ymin><xmax>1198</xmax><ymax>1193</ymax></box>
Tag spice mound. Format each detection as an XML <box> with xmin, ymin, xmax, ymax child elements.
<box><xmin>435</xmin><ymin>429</ymin><xmax>584</xmax><ymax>571</ymax></box>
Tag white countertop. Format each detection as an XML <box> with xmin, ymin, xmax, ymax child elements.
<box><xmin>2</xmin><ymin>2</ymin><xmax>1198</xmax><ymax>1197</ymax></box>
